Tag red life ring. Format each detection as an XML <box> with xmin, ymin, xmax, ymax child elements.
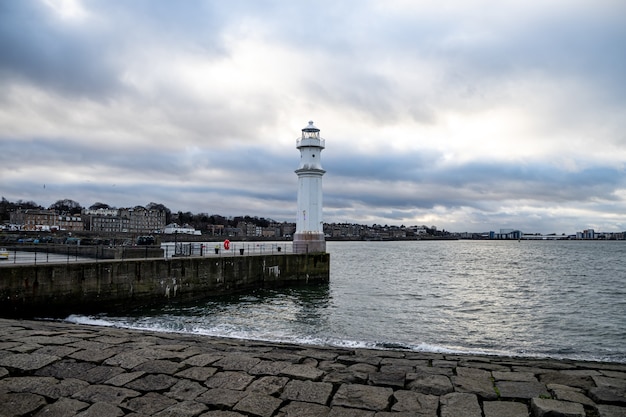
<box><xmin>223</xmin><ymin>239</ymin><xmax>230</xmax><ymax>250</ymax></box>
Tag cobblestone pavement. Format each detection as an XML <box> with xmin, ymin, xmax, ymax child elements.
<box><xmin>0</xmin><ymin>318</ymin><xmax>625</xmax><ymax>417</ymax></box>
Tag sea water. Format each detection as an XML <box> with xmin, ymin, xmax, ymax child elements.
<box><xmin>66</xmin><ymin>240</ymin><xmax>626</xmax><ymax>363</ymax></box>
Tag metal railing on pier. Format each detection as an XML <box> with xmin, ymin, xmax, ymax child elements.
<box><xmin>0</xmin><ymin>241</ymin><xmax>322</xmax><ymax>265</ymax></box>
<box><xmin>162</xmin><ymin>242</ymin><xmax>293</xmax><ymax>258</ymax></box>
<box><xmin>0</xmin><ymin>248</ymin><xmax>93</xmax><ymax>265</ymax></box>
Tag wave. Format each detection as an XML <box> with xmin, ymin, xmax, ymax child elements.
<box><xmin>62</xmin><ymin>314</ymin><xmax>626</xmax><ymax>364</ymax></box>
<box><xmin>62</xmin><ymin>314</ymin><xmax>493</xmax><ymax>357</ymax></box>
<box><xmin>65</xmin><ymin>314</ymin><xmax>117</xmax><ymax>327</ymax></box>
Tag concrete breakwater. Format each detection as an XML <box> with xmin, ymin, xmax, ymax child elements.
<box><xmin>0</xmin><ymin>253</ymin><xmax>330</xmax><ymax>318</ymax></box>
<box><xmin>0</xmin><ymin>318</ymin><xmax>625</xmax><ymax>417</ymax></box>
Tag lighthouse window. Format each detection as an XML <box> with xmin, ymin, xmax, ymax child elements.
<box><xmin>312</xmin><ymin>154</ymin><xmax>315</xmax><ymax>157</ymax></box>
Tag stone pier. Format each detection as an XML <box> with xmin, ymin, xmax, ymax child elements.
<box><xmin>0</xmin><ymin>319</ymin><xmax>624</xmax><ymax>417</ymax></box>
<box><xmin>0</xmin><ymin>253</ymin><xmax>330</xmax><ymax>318</ymax></box>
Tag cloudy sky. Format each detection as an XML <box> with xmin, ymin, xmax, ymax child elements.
<box><xmin>1</xmin><ymin>0</ymin><xmax>625</xmax><ymax>233</ymax></box>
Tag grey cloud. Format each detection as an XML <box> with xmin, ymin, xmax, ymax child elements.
<box><xmin>0</xmin><ymin>2</ymin><xmax>120</xmax><ymax>97</ymax></box>
<box><xmin>0</xmin><ymin>135</ymin><xmax>297</xmax><ymax>204</ymax></box>
<box><xmin>2</xmin><ymin>1</ymin><xmax>626</xmax><ymax>233</ymax></box>
<box><xmin>310</xmin><ymin>3</ymin><xmax>626</xmax><ymax>117</ymax></box>
<box><xmin>327</xmin><ymin>148</ymin><xmax>623</xmax><ymax>194</ymax></box>
<box><xmin>0</xmin><ymin>1</ymin><xmax>230</xmax><ymax>99</ymax></box>
<box><xmin>324</xmin><ymin>151</ymin><xmax>625</xmax><ymax>213</ymax></box>
<box><xmin>0</xmin><ymin>136</ymin><xmax>296</xmax><ymax>181</ymax></box>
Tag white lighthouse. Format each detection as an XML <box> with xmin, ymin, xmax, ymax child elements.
<box><xmin>293</xmin><ymin>121</ymin><xmax>326</xmax><ymax>253</ymax></box>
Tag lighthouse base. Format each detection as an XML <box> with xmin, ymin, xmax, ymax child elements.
<box><xmin>293</xmin><ymin>231</ymin><xmax>326</xmax><ymax>254</ymax></box>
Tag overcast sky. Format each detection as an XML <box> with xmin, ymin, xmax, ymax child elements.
<box><xmin>1</xmin><ymin>0</ymin><xmax>625</xmax><ymax>233</ymax></box>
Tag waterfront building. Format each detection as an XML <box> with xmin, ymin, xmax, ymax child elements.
<box><xmin>411</xmin><ymin>225</ymin><xmax>429</xmax><ymax>236</ymax></box>
<box><xmin>55</xmin><ymin>214</ymin><xmax>84</xmax><ymax>231</ymax></box>
<box><xmin>280</xmin><ymin>222</ymin><xmax>296</xmax><ymax>238</ymax></box>
<box><xmin>206</xmin><ymin>224</ymin><xmax>225</xmax><ymax>236</ymax></box>
<box><xmin>260</xmin><ymin>227</ymin><xmax>279</xmax><ymax>238</ymax></box>
<box><xmin>10</xmin><ymin>209</ymin><xmax>55</xmax><ymax>231</ymax></box>
<box><xmin>83</xmin><ymin>208</ymin><xmax>128</xmax><ymax>233</ymax></box>
<box><xmin>223</xmin><ymin>227</ymin><xmax>241</xmax><ymax>237</ymax></box>
<box><xmin>582</xmin><ymin>229</ymin><xmax>595</xmax><ymax>239</ymax></box>
<box><xmin>492</xmin><ymin>229</ymin><xmax>522</xmax><ymax>239</ymax></box>
<box><xmin>119</xmin><ymin>206</ymin><xmax>166</xmax><ymax>234</ymax></box>
<box><xmin>89</xmin><ymin>215</ymin><xmax>129</xmax><ymax>233</ymax></box>
<box><xmin>163</xmin><ymin>223</ymin><xmax>201</xmax><ymax>235</ymax></box>
<box><xmin>83</xmin><ymin>206</ymin><xmax>165</xmax><ymax>234</ymax></box>
<box><xmin>9</xmin><ymin>209</ymin><xmax>83</xmax><ymax>232</ymax></box>
<box><xmin>83</xmin><ymin>208</ymin><xmax>119</xmax><ymax>217</ymax></box>
<box><xmin>293</xmin><ymin>121</ymin><xmax>326</xmax><ymax>253</ymax></box>
<box><xmin>236</xmin><ymin>221</ymin><xmax>258</xmax><ymax>237</ymax></box>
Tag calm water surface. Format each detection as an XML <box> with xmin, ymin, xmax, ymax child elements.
<box><xmin>67</xmin><ymin>240</ymin><xmax>626</xmax><ymax>363</ymax></box>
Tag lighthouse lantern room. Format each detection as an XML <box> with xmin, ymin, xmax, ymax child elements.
<box><xmin>293</xmin><ymin>121</ymin><xmax>326</xmax><ymax>253</ymax></box>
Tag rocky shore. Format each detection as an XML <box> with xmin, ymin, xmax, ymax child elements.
<box><xmin>0</xmin><ymin>318</ymin><xmax>624</xmax><ymax>417</ymax></box>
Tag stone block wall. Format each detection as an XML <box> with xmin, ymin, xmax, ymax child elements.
<box><xmin>0</xmin><ymin>253</ymin><xmax>329</xmax><ymax>318</ymax></box>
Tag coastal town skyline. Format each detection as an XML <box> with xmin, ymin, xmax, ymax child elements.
<box><xmin>2</xmin><ymin>197</ymin><xmax>622</xmax><ymax>238</ymax></box>
<box><xmin>1</xmin><ymin>1</ymin><xmax>625</xmax><ymax>234</ymax></box>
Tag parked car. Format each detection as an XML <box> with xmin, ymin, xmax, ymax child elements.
<box><xmin>136</xmin><ymin>236</ymin><xmax>155</xmax><ymax>245</ymax></box>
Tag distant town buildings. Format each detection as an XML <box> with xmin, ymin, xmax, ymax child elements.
<box><xmin>4</xmin><ymin>205</ymin><xmax>625</xmax><ymax>240</ymax></box>
<box><xmin>457</xmin><ymin>227</ymin><xmax>625</xmax><ymax>240</ymax></box>
<box><xmin>233</xmin><ymin>221</ymin><xmax>293</xmax><ymax>239</ymax></box>
<box><xmin>9</xmin><ymin>209</ymin><xmax>83</xmax><ymax>232</ymax></box>
<box><xmin>321</xmin><ymin>224</ymin><xmax>437</xmax><ymax>240</ymax></box>
<box><xmin>10</xmin><ymin>206</ymin><xmax>167</xmax><ymax>235</ymax></box>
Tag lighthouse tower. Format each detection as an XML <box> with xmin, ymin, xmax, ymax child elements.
<box><xmin>293</xmin><ymin>121</ymin><xmax>326</xmax><ymax>253</ymax></box>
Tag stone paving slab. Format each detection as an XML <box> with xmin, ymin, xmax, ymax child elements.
<box><xmin>0</xmin><ymin>318</ymin><xmax>625</xmax><ymax>417</ymax></box>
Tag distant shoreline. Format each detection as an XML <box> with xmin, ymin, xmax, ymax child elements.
<box><xmin>4</xmin><ymin>230</ymin><xmax>626</xmax><ymax>245</ymax></box>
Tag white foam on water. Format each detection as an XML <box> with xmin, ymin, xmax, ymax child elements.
<box><xmin>61</xmin><ymin>314</ymin><xmax>626</xmax><ymax>363</ymax></box>
<box><xmin>65</xmin><ymin>314</ymin><xmax>117</xmax><ymax>327</ymax></box>
<box><xmin>59</xmin><ymin>315</ymin><xmax>531</xmax><ymax>358</ymax></box>
<box><xmin>64</xmin><ymin>315</ymin><xmax>181</xmax><ymax>335</ymax></box>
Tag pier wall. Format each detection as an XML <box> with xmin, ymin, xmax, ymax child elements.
<box><xmin>0</xmin><ymin>253</ymin><xmax>330</xmax><ymax>318</ymax></box>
